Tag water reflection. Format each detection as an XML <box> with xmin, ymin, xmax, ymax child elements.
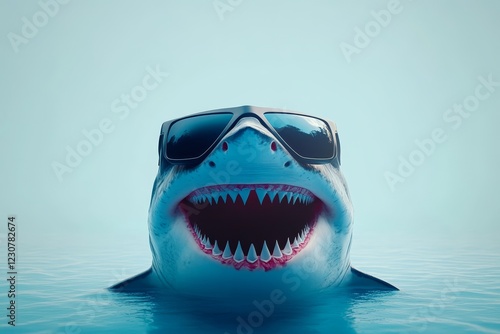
<box><xmin>106</xmin><ymin>288</ymin><xmax>396</xmax><ymax>333</ymax></box>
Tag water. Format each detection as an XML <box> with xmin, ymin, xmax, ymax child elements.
<box><xmin>1</xmin><ymin>235</ymin><xmax>499</xmax><ymax>333</ymax></box>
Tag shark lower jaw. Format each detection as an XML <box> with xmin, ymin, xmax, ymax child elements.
<box><xmin>179</xmin><ymin>184</ymin><xmax>324</xmax><ymax>271</ymax></box>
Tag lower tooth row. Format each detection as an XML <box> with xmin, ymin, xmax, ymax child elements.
<box><xmin>193</xmin><ymin>225</ymin><xmax>310</xmax><ymax>262</ymax></box>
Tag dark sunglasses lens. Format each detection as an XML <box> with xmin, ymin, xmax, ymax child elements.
<box><xmin>264</xmin><ymin>113</ymin><xmax>334</xmax><ymax>159</ymax></box>
<box><xmin>166</xmin><ymin>113</ymin><xmax>232</xmax><ymax>160</ymax></box>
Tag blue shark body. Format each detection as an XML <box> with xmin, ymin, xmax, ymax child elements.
<box><xmin>110</xmin><ymin>106</ymin><xmax>397</xmax><ymax>297</ymax></box>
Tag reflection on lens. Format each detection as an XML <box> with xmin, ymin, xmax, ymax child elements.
<box><xmin>167</xmin><ymin>113</ymin><xmax>232</xmax><ymax>160</ymax></box>
<box><xmin>264</xmin><ymin>113</ymin><xmax>334</xmax><ymax>159</ymax></box>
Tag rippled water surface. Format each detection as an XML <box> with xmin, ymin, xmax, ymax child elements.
<box><xmin>1</xmin><ymin>236</ymin><xmax>499</xmax><ymax>333</ymax></box>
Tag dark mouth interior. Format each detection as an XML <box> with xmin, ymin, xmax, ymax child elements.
<box><xmin>180</xmin><ymin>187</ymin><xmax>322</xmax><ymax>256</ymax></box>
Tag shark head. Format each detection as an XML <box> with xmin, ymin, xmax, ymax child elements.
<box><xmin>145</xmin><ymin>106</ymin><xmax>358</xmax><ymax>298</ymax></box>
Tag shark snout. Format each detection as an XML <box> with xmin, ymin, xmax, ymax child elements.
<box><xmin>202</xmin><ymin>117</ymin><xmax>294</xmax><ymax>171</ymax></box>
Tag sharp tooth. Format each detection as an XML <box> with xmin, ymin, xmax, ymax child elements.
<box><xmin>292</xmin><ymin>237</ymin><xmax>300</xmax><ymax>249</ymax></box>
<box><xmin>227</xmin><ymin>189</ymin><xmax>239</xmax><ymax>203</ymax></box>
<box><xmin>219</xmin><ymin>191</ymin><xmax>228</xmax><ymax>203</ymax></box>
<box><xmin>295</xmin><ymin>194</ymin><xmax>301</xmax><ymax>204</ymax></box>
<box><xmin>234</xmin><ymin>242</ymin><xmax>244</xmax><ymax>262</ymax></box>
<box><xmin>206</xmin><ymin>194</ymin><xmax>213</xmax><ymax>205</ymax></box>
<box><xmin>239</xmin><ymin>188</ymin><xmax>251</xmax><ymax>205</ymax></box>
<box><xmin>282</xmin><ymin>238</ymin><xmax>293</xmax><ymax>255</ymax></box>
<box><xmin>201</xmin><ymin>235</ymin><xmax>207</xmax><ymax>244</ymax></box>
<box><xmin>278</xmin><ymin>191</ymin><xmax>287</xmax><ymax>203</ymax></box>
<box><xmin>212</xmin><ymin>192</ymin><xmax>220</xmax><ymax>204</ymax></box>
<box><xmin>247</xmin><ymin>244</ymin><xmax>258</xmax><ymax>263</ymax></box>
<box><xmin>255</xmin><ymin>188</ymin><xmax>267</xmax><ymax>205</ymax></box>
<box><xmin>299</xmin><ymin>194</ymin><xmax>306</xmax><ymax>204</ymax></box>
<box><xmin>204</xmin><ymin>237</ymin><xmax>213</xmax><ymax>249</ymax></box>
<box><xmin>272</xmin><ymin>241</ymin><xmax>282</xmax><ymax>258</ymax></box>
<box><xmin>260</xmin><ymin>241</ymin><xmax>272</xmax><ymax>262</ymax></box>
<box><xmin>212</xmin><ymin>241</ymin><xmax>222</xmax><ymax>255</ymax></box>
<box><xmin>297</xmin><ymin>233</ymin><xmax>304</xmax><ymax>244</ymax></box>
<box><xmin>222</xmin><ymin>241</ymin><xmax>232</xmax><ymax>259</ymax></box>
<box><xmin>267</xmin><ymin>190</ymin><xmax>278</xmax><ymax>203</ymax></box>
<box><xmin>292</xmin><ymin>193</ymin><xmax>300</xmax><ymax>205</ymax></box>
<box><xmin>286</xmin><ymin>192</ymin><xmax>293</xmax><ymax>204</ymax></box>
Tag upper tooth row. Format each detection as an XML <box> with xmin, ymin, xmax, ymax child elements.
<box><xmin>189</xmin><ymin>188</ymin><xmax>314</xmax><ymax>205</ymax></box>
<box><xmin>193</xmin><ymin>225</ymin><xmax>310</xmax><ymax>262</ymax></box>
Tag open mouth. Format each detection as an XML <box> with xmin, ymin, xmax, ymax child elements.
<box><xmin>180</xmin><ymin>184</ymin><xmax>323</xmax><ymax>270</ymax></box>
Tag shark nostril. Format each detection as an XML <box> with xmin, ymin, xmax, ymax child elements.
<box><xmin>208</xmin><ymin>161</ymin><xmax>216</xmax><ymax>168</ymax></box>
<box><xmin>270</xmin><ymin>141</ymin><xmax>277</xmax><ymax>152</ymax></box>
<box><xmin>284</xmin><ymin>161</ymin><xmax>291</xmax><ymax>168</ymax></box>
<box><xmin>222</xmin><ymin>142</ymin><xmax>228</xmax><ymax>152</ymax></box>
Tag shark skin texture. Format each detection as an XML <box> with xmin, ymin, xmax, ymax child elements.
<box><xmin>110</xmin><ymin>106</ymin><xmax>398</xmax><ymax>298</ymax></box>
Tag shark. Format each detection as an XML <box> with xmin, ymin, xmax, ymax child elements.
<box><xmin>110</xmin><ymin>106</ymin><xmax>397</xmax><ymax>298</ymax></box>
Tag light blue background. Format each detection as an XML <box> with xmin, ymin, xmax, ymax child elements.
<box><xmin>1</xmin><ymin>0</ymin><xmax>499</xmax><ymax>251</ymax></box>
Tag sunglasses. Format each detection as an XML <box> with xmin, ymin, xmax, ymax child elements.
<box><xmin>159</xmin><ymin>106</ymin><xmax>341</xmax><ymax>166</ymax></box>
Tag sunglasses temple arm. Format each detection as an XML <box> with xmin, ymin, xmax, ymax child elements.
<box><xmin>157</xmin><ymin>132</ymin><xmax>164</xmax><ymax>166</ymax></box>
<box><xmin>335</xmin><ymin>132</ymin><xmax>341</xmax><ymax>166</ymax></box>
<box><xmin>330</xmin><ymin>122</ymin><xmax>341</xmax><ymax>166</ymax></box>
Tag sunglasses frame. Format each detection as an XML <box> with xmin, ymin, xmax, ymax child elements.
<box><xmin>159</xmin><ymin>105</ymin><xmax>341</xmax><ymax>167</ymax></box>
